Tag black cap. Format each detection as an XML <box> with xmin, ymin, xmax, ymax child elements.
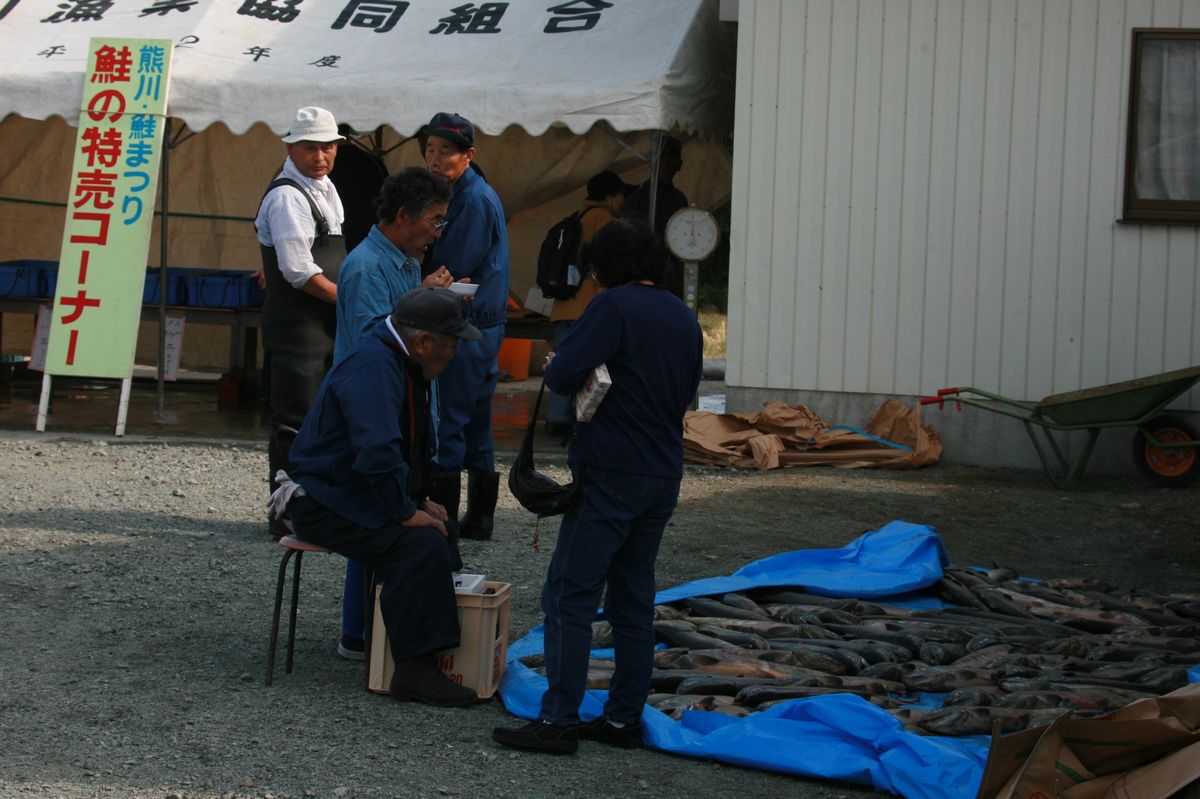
<box><xmin>586</xmin><ymin>170</ymin><xmax>637</xmax><ymax>201</ymax></box>
<box><xmin>420</xmin><ymin>112</ymin><xmax>475</xmax><ymax>149</ymax></box>
<box><xmin>390</xmin><ymin>287</ymin><xmax>482</xmax><ymax>340</ymax></box>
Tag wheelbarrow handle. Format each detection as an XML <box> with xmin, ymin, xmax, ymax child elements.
<box><xmin>920</xmin><ymin>388</ymin><xmax>962</xmax><ymax>411</ymax></box>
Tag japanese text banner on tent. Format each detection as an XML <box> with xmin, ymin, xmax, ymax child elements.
<box><xmin>45</xmin><ymin>37</ymin><xmax>172</xmax><ymax>378</ymax></box>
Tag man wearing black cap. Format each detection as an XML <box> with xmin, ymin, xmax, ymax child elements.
<box><xmin>421</xmin><ymin>112</ymin><xmax>511</xmax><ymax>542</ymax></box>
<box><xmin>272</xmin><ymin>287</ymin><xmax>483</xmax><ymax>707</ymax></box>
<box><xmin>545</xmin><ymin>170</ymin><xmax>635</xmax><ymax>436</ymax></box>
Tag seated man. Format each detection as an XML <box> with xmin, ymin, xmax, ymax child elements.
<box><xmin>271</xmin><ymin>287</ymin><xmax>482</xmax><ymax>707</ymax></box>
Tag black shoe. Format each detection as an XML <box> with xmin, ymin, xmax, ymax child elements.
<box><xmin>336</xmin><ymin>635</ymin><xmax>365</xmax><ymax>662</ymax></box>
<box><xmin>459</xmin><ymin>469</ymin><xmax>499</xmax><ymax>541</ymax></box>
<box><xmin>491</xmin><ymin>720</ymin><xmax>579</xmax><ymax>754</ymax></box>
<box><xmin>579</xmin><ymin>717</ymin><xmax>643</xmax><ymax>749</ymax></box>
<box><xmin>389</xmin><ymin>655</ymin><xmax>479</xmax><ymax>707</ymax></box>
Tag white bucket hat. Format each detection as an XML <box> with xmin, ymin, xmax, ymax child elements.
<box><xmin>281</xmin><ymin>107</ymin><xmax>344</xmax><ymax>144</ymax></box>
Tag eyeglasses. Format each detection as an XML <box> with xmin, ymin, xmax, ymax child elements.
<box><xmin>422</xmin><ymin>214</ymin><xmax>448</xmax><ymax>232</ymax></box>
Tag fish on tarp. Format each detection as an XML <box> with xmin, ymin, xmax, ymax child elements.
<box><xmin>655</xmin><ymin>622</ymin><xmax>739</xmax><ymax>651</ymax></box>
<box><xmin>686</xmin><ymin>649</ymin><xmax>826</xmax><ymax>680</ymax></box>
<box><xmin>769</xmin><ymin>641</ymin><xmax>870</xmax><ymax>673</ymax></box>
<box><xmin>674</xmin><ymin>674</ymin><xmax>791</xmax><ymax>696</ymax></box>
<box><xmin>683</xmin><ymin>597</ymin><xmax>772</xmax><ymax>621</ymax></box>
<box><xmin>916</xmin><ymin>706</ymin><xmax>1071</xmax><ymax>737</ymax></box>
<box><xmin>918</xmin><ymin>641</ymin><xmax>967</xmax><ymax>666</ymax></box>
<box><xmin>720</xmin><ymin>592</ymin><xmax>772</xmax><ymax>618</ymax></box>
<box><xmin>943</xmin><ymin>686</ymin><xmax>1003</xmax><ymax>707</ymax></box>
<box><xmin>591</xmin><ymin>620</ymin><xmax>613</xmax><ymax>648</ymax></box>
<box><xmin>764</xmin><ymin>603</ymin><xmax>861</xmax><ymax>626</ymax></box>
<box><xmin>992</xmin><ymin>690</ymin><xmax>1065</xmax><ymax>709</ymax></box>
<box><xmin>1134</xmin><ymin>666</ymin><xmax>1191</xmax><ymax>693</ymax></box>
<box><xmin>735</xmin><ymin>683</ymin><xmax>876</xmax><ymax>708</ymax></box>
<box><xmin>752</xmin><ymin>589</ymin><xmax>839</xmax><ymax>607</ymax></box>
<box><xmin>649</xmin><ymin>693</ymin><xmax>736</xmax><ymax>711</ymax></box>
<box><xmin>823</xmin><ymin>623</ymin><xmax>923</xmax><ymax>654</ymax></box>
<box><xmin>828</xmin><ymin>598</ymin><xmax>913</xmax><ymax>617</ymax></box>
<box><xmin>859</xmin><ymin>618</ymin><xmax>975</xmax><ymax>645</ymax></box>
<box><xmin>902</xmin><ymin>666</ymin><xmax>998</xmax><ymax>692</ymax></box>
<box><xmin>654</xmin><ymin>604</ymin><xmax>689</xmax><ymax>621</ymax></box>
<box><xmin>858</xmin><ymin>661</ymin><xmax>915</xmax><ymax>682</ymax></box>
<box><xmin>950</xmin><ymin>644</ymin><xmax>1016</xmax><ymax>669</ymax></box>
<box><xmin>695</xmin><ymin>624</ymin><xmax>771</xmax><ymax>650</ymax></box>
<box><xmin>653</xmin><ymin>647</ymin><xmax>694</xmax><ymax>669</ymax></box>
<box><xmin>683</xmin><ymin>616</ymin><xmax>839</xmax><ymax>640</ymax></box>
<box><xmin>762</xmin><ymin>646</ymin><xmax>851</xmax><ymax>675</ymax></box>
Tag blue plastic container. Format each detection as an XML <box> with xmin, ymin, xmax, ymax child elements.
<box><xmin>0</xmin><ymin>260</ymin><xmax>55</xmax><ymax>298</ymax></box>
<box><xmin>142</xmin><ymin>268</ymin><xmax>190</xmax><ymax>305</ymax></box>
<box><xmin>181</xmin><ymin>269</ymin><xmax>263</xmax><ymax>308</ymax></box>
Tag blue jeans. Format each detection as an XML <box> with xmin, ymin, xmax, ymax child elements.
<box><xmin>539</xmin><ymin>463</ymin><xmax>680</xmax><ymax>726</ymax></box>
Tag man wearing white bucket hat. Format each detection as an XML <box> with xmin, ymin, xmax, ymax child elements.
<box><xmin>255</xmin><ymin>106</ymin><xmax>347</xmax><ymax>536</ymax></box>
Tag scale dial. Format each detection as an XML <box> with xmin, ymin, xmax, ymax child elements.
<box><xmin>664</xmin><ymin>206</ymin><xmax>720</xmax><ymax>262</ymax></box>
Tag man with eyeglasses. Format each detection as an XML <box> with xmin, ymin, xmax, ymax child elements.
<box><xmin>420</xmin><ymin>112</ymin><xmax>511</xmax><ymax>543</ymax></box>
<box><xmin>329</xmin><ymin>166</ymin><xmax>461</xmax><ymax>662</ymax></box>
<box><xmin>274</xmin><ymin>287</ymin><xmax>484</xmax><ymax>707</ymax></box>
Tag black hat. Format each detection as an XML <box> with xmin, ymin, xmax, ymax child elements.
<box><xmin>420</xmin><ymin>112</ymin><xmax>475</xmax><ymax>149</ymax></box>
<box><xmin>586</xmin><ymin>170</ymin><xmax>637</xmax><ymax>201</ymax></box>
<box><xmin>390</xmin><ymin>287</ymin><xmax>482</xmax><ymax>340</ymax></box>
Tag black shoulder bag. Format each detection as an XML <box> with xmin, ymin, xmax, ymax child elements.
<box><xmin>508</xmin><ymin>379</ymin><xmax>580</xmax><ymax>518</ymax></box>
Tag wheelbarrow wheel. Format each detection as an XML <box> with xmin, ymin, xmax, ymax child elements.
<box><xmin>1133</xmin><ymin>415</ymin><xmax>1199</xmax><ymax>488</ymax></box>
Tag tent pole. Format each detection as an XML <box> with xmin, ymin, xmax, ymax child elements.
<box><xmin>647</xmin><ymin>131</ymin><xmax>663</xmax><ymax>232</ymax></box>
<box><xmin>156</xmin><ymin>118</ymin><xmax>171</xmax><ymax>420</ymax></box>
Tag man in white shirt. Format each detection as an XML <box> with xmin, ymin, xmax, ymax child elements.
<box><xmin>255</xmin><ymin>107</ymin><xmax>346</xmax><ymax>529</ymax></box>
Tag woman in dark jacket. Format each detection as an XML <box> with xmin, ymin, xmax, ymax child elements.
<box><xmin>492</xmin><ymin>217</ymin><xmax>703</xmax><ymax>754</ymax></box>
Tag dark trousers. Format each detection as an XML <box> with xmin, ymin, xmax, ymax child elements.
<box><xmin>267</xmin><ymin>347</ymin><xmax>333</xmax><ymax>494</ymax></box>
<box><xmin>539</xmin><ymin>464</ymin><xmax>680</xmax><ymax>726</ymax></box>
<box><xmin>289</xmin><ymin>494</ymin><xmax>461</xmax><ymax>662</ymax></box>
<box><xmin>435</xmin><ymin>324</ymin><xmax>503</xmax><ymax>472</ymax></box>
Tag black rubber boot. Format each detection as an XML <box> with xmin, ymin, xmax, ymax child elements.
<box><xmin>459</xmin><ymin>469</ymin><xmax>499</xmax><ymax>541</ymax></box>
<box><xmin>428</xmin><ymin>472</ymin><xmax>463</xmax><ymax>571</ymax></box>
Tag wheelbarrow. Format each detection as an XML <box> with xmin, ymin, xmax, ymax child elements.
<box><xmin>921</xmin><ymin>365</ymin><xmax>1200</xmax><ymax>487</ymax></box>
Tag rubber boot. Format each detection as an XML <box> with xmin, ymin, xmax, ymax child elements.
<box><xmin>459</xmin><ymin>469</ymin><xmax>499</xmax><ymax>541</ymax></box>
<box><xmin>427</xmin><ymin>472</ymin><xmax>463</xmax><ymax>571</ymax></box>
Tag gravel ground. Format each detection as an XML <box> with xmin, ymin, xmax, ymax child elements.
<box><xmin>0</xmin><ymin>431</ymin><xmax>1197</xmax><ymax>799</ymax></box>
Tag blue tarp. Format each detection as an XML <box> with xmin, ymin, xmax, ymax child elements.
<box><xmin>499</xmin><ymin>521</ymin><xmax>990</xmax><ymax>799</ymax></box>
<box><xmin>498</xmin><ymin>519</ymin><xmax>1200</xmax><ymax>798</ymax></box>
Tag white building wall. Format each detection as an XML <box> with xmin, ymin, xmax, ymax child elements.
<box><xmin>727</xmin><ymin>0</ymin><xmax>1200</xmax><ymax>473</ymax></box>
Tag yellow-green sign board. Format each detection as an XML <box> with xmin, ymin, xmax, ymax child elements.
<box><xmin>45</xmin><ymin>37</ymin><xmax>173</xmax><ymax>378</ymax></box>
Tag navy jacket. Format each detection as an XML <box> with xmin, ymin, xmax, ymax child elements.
<box><xmin>426</xmin><ymin>167</ymin><xmax>510</xmax><ymax>328</ymax></box>
<box><xmin>290</xmin><ymin>321</ymin><xmax>435</xmax><ymax>528</ymax></box>
<box><xmin>546</xmin><ymin>284</ymin><xmax>702</xmax><ymax>479</ymax></box>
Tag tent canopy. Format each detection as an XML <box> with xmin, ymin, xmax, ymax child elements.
<box><xmin>0</xmin><ymin>0</ymin><xmax>734</xmax><ymax>370</ymax></box>
<box><xmin>0</xmin><ymin>0</ymin><xmax>733</xmax><ymax>139</ymax></box>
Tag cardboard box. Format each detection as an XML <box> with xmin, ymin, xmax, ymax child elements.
<box><xmin>368</xmin><ymin>581</ymin><xmax>511</xmax><ymax>699</ymax></box>
<box><xmin>453</xmin><ymin>573</ymin><xmax>486</xmax><ymax>593</ymax></box>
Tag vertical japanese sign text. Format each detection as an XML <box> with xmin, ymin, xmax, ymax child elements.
<box><xmin>46</xmin><ymin>37</ymin><xmax>173</xmax><ymax>377</ymax></box>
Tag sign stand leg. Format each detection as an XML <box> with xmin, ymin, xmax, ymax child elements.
<box><xmin>115</xmin><ymin>376</ymin><xmax>132</xmax><ymax>437</ymax></box>
<box><xmin>35</xmin><ymin>372</ymin><xmax>51</xmax><ymax>432</ymax></box>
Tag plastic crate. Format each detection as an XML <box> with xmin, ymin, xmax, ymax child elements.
<box><xmin>368</xmin><ymin>581</ymin><xmax>511</xmax><ymax>699</ymax></box>
<box><xmin>142</xmin><ymin>268</ymin><xmax>190</xmax><ymax>305</ymax></box>
<box><xmin>0</xmin><ymin>260</ymin><xmax>54</xmax><ymax>298</ymax></box>
<box><xmin>180</xmin><ymin>269</ymin><xmax>263</xmax><ymax>308</ymax></box>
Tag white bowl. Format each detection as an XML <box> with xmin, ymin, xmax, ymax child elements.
<box><xmin>448</xmin><ymin>282</ymin><xmax>479</xmax><ymax>297</ymax></box>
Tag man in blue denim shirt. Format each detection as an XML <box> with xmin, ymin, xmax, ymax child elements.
<box><xmin>421</xmin><ymin>112</ymin><xmax>511</xmax><ymax>542</ymax></box>
<box><xmin>329</xmin><ymin>167</ymin><xmax>456</xmax><ymax>663</ymax></box>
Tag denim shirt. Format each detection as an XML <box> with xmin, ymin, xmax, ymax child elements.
<box><xmin>427</xmin><ymin>167</ymin><xmax>510</xmax><ymax>328</ymax></box>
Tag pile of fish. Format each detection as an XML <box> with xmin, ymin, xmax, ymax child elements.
<box><xmin>520</xmin><ymin>568</ymin><xmax>1200</xmax><ymax>736</ymax></box>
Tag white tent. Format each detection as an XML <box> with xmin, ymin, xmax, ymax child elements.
<box><xmin>0</xmin><ymin>0</ymin><xmax>735</xmax><ymax>370</ymax></box>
